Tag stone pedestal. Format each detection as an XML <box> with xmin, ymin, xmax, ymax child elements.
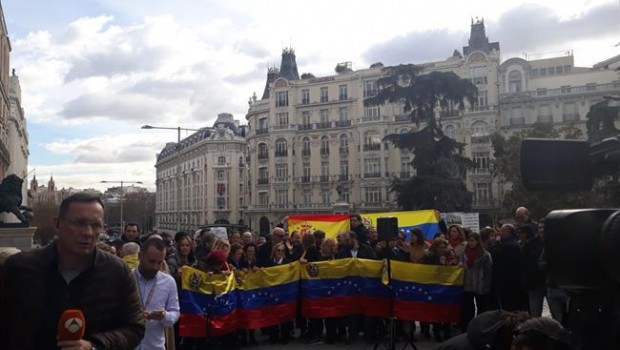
<box><xmin>0</xmin><ymin>226</ymin><xmax>36</xmax><ymax>252</ymax></box>
<box><xmin>333</xmin><ymin>201</ymin><xmax>351</xmax><ymax>215</ymax></box>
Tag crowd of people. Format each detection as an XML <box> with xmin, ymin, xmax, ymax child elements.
<box><xmin>0</xmin><ymin>193</ymin><xmax>574</xmax><ymax>350</ymax></box>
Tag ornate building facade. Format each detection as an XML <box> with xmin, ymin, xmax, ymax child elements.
<box><xmin>7</xmin><ymin>71</ymin><xmax>28</xmax><ymax>204</ymax></box>
<box><xmin>0</xmin><ymin>3</ymin><xmax>10</xmax><ymax>181</ymax></box>
<box><xmin>153</xmin><ymin>113</ymin><xmax>249</xmax><ymax>234</ymax></box>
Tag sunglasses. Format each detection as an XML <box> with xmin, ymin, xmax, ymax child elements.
<box><xmin>276</xmin><ymin>249</ymin><xmax>285</xmax><ymax>252</ymax></box>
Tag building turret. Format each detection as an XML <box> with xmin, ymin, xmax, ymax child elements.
<box><xmin>278</xmin><ymin>48</ymin><xmax>300</xmax><ymax>81</ymax></box>
<box><xmin>30</xmin><ymin>174</ymin><xmax>37</xmax><ymax>192</ymax></box>
<box><xmin>261</xmin><ymin>67</ymin><xmax>279</xmax><ymax>100</ymax></box>
<box><xmin>463</xmin><ymin>18</ymin><xmax>499</xmax><ymax>55</ymax></box>
<box><xmin>48</xmin><ymin>174</ymin><xmax>56</xmax><ymax>192</ymax></box>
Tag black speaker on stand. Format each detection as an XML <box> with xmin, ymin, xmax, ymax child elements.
<box><xmin>374</xmin><ymin>217</ymin><xmax>418</xmax><ymax>350</ymax></box>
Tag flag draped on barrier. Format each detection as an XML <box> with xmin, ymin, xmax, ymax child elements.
<box><xmin>179</xmin><ymin>267</ymin><xmax>238</xmax><ymax>337</ymax></box>
<box><xmin>300</xmin><ymin>258</ymin><xmax>390</xmax><ymax>318</ymax></box>
<box><xmin>287</xmin><ymin>214</ymin><xmax>351</xmax><ymax>239</ymax></box>
<box><xmin>390</xmin><ymin>260</ymin><xmax>465</xmax><ymax>323</ymax></box>
<box><xmin>363</xmin><ymin>210</ymin><xmax>441</xmax><ymax>240</ymax></box>
<box><xmin>236</xmin><ymin>262</ymin><xmax>299</xmax><ymax>329</ymax></box>
<box><xmin>179</xmin><ymin>258</ymin><xmax>464</xmax><ymax>337</ymax></box>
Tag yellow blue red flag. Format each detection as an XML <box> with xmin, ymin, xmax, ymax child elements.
<box><xmin>300</xmin><ymin>258</ymin><xmax>390</xmax><ymax>318</ymax></box>
<box><xmin>288</xmin><ymin>214</ymin><xmax>350</xmax><ymax>239</ymax></box>
<box><xmin>363</xmin><ymin>210</ymin><xmax>440</xmax><ymax>240</ymax></box>
<box><xmin>390</xmin><ymin>260</ymin><xmax>464</xmax><ymax>323</ymax></box>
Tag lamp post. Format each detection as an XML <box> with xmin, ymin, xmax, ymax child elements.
<box><xmin>141</xmin><ymin>125</ymin><xmax>200</xmax><ymax>232</ymax></box>
<box><xmin>100</xmin><ymin>180</ymin><xmax>143</xmax><ymax>231</ymax></box>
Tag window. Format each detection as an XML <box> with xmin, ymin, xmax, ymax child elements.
<box><xmin>302</xmin><ymin>162</ymin><xmax>311</xmax><ymax>180</ymax></box>
<box><xmin>364</xmin><ymin>106</ymin><xmax>380</xmax><ymax>120</ymax></box>
<box><xmin>363</xmin><ymin>80</ymin><xmax>377</xmax><ymax>97</ymax></box>
<box><xmin>276</xmin><ymin>112</ymin><xmax>288</xmax><ymax>126</ymax></box>
<box><xmin>530</xmin><ymin>69</ymin><xmax>539</xmax><ymax>78</ymax></box>
<box><xmin>275</xmin><ymin>164</ymin><xmax>288</xmax><ymax>181</ymax></box>
<box><xmin>365</xmin><ymin>187</ymin><xmax>382</xmax><ymax>203</ymax></box>
<box><xmin>320</xmin><ymin>87</ymin><xmax>328</xmax><ymax>102</ymax></box>
<box><xmin>510</xmin><ymin>107</ymin><xmax>524</xmax><ymax>125</ymax></box>
<box><xmin>276</xmin><ymin>190</ymin><xmax>288</xmax><ymax>205</ymax></box>
<box><xmin>275</xmin><ymin>91</ymin><xmax>288</xmax><ymax>107</ymax></box>
<box><xmin>258</xmin><ymin>117</ymin><xmax>268</xmax><ymax>129</ymax></box>
<box><xmin>469</xmin><ymin>66</ymin><xmax>487</xmax><ymax>85</ymax></box>
<box><xmin>302</xmin><ymin>190</ymin><xmax>312</xmax><ymax>204</ymax></box>
<box><xmin>339</xmin><ymin>134</ymin><xmax>349</xmax><ymax>148</ymax></box>
<box><xmin>340</xmin><ymin>187</ymin><xmax>350</xmax><ymax>203</ymax></box>
<box><xmin>508</xmin><ymin>70</ymin><xmax>522</xmax><ymax>93</ymax></box>
<box><xmin>400</xmin><ymin>157</ymin><xmax>411</xmax><ymax>178</ymax></box>
<box><xmin>364</xmin><ymin>131</ymin><xmax>381</xmax><ymax>145</ymax></box>
<box><xmin>320</xmin><ymin>135</ymin><xmax>330</xmax><ymax>155</ymax></box>
<box><xmin>321</xmin><ymin>189</ymin><xmax>331</xmax><ymax>204</ymax></box>
<box><xmin>301</xmin><ymin>111</ymin><xmax>311</xmax><ymax>128</ymax></box>
<box><xmin>275</xmin><ymin>138</ymin><xmax>287</xmax><ymax>156</ymax></box>
<box><xmin>302</xmin><ymin>137</ymin><xmax>311</xmax><ymax>154</ymax></box>
<box><xmin>474</xmin><ymin>90</ymin><xmax>488</xmax><ymax>109</ymax></box>
<box><xmin>301</xmin><ymin>89</ymin><xmax>310</xmax><ymax>104</ymax></box>
<box><xmin>257</xmin><ymin>143</ymin><xmax>268</xmax><ymax>159</ymax></box>
<box><xmin>548</xmin><ymin>67</ymin><xmax>555</xmax><ymax>75</ymax></box>
<box><xmin>536</xmin><ymin>88</ymin><xmax>547</xmax><ymax>96</ymax></box>
<box><xmin>258</xmin><ymin>167</ymin><xmax>268</xmax><ymax>181</ymax></box>
<box><xmin>320</xmin><ymin>109</ymin><xmax>329</xmax><ymax>123</ymax></box>
<box><xmin>445</xmin><ymin>125</ymin><xmax>456</xmax><ymax>139</ymax></box>
<box><xmin>472</xmin><ymin>120</ymin><xmax>489</xmax><ymax>135</ymax></box>
<box><xmin>539</xmin><ymin>68</ymin><xmax>547</xmax><ymax>77</ymax></box>
<box><xmin>321</xmin><ymin>161</ymin><xmax>329</xmax><ymax>179</ymax></box>
<box><xmin>217</xmin><ymin>171</ymin><xmax>224</xmax><ymax>180</ymax></box>
<box><xmin>474</xmin><ymin>183</ymin><xmax>490</xmax><ymax>206</ymax></box>
<box><xmin>258</xmin><ymin>192</ymin><xmax>269</xmax><ymax>205</ymax></box>
<box><xmin>338</xmin><ymin>107</ymin><xmax>349</xmax><ymax>121</ymax></box>
<box><xmin>472</xmin><ymin>152</ymin><xmax>490</xmax><ymax>174</ymax></box>
<box><xmin>364</xmin><ymin>158</ymin><xmax>381</xmax><ymax>177</ymax></box>
<box><xmin>556</xmin><ymin>66</ymin><xmax>563</xmax><ymax>74</ymax></box>
<box><xmin>538</xmin><ymin>104</ymin><xmax>552</xmax><ymax>123</ymax></box>
<box><xmin>561</xmin><ymin>85</ymin><xmax>572</xmax><ymax>94</ymax></box>
<box><xmin>563</xmin><ymin>65</ymin><xmax>571</xmax><ymax>73</ymax></box>
<box><xmin>339</xmin><ymin>85</ymin><xmax>348</xmax><ymax>100</ymax></box>
<box><xmin>340</xmin><ymin>161</ymin><xmax>349</xmax><ymax>178</ymax></box>
<box><xmin>218</xmin><ymin>156</ymin><xmax>226</xmax><ymax>165</ymax></box>
<box><xmin>562</xmin><ymin>102</ymin><xmax>578</xmax><ymax>122</ymax></box>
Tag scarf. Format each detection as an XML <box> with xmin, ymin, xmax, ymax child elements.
<box><xmin>465</xmin><ymin>245</ymin><xmax>483</xmax><ymax>268</ymax></box>
<box><xmin>449</xmin><ymin>236</ymin><xmax>463</xmax><ymax>249</ymax></box>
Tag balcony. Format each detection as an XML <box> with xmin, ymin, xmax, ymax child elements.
<box><xmin>257</xmin><ymin>178</ymin><xmax>269</xmax><ymax>185</ymax></box>
<box><xmin>275</xmin><ymin>150</ymin><xmax>288</xmax><ymax>157</ymax></box>
<box><xmin>257</xmin><ymin>153</ymin><xmax>269</xmax><ymax>160</ymax></box>
<box><xmin>537</xmin><ymin>115</ymin><xmax>553</xmax><ymax>123</ymax></box>
<box><xmin>256</xmin><ymin>128</ymin><xmax>269</xmax><ymax>135</ymax></box>
<box><xmin>300</xmin><ymin>176</ymin><xmax>311</xmax><ymax>183</ymax></box>
<box><xmin>562</xmin><ymin>113</ymin><xmax>580</xmax><ymax>122</ymax></box>
<box><xmin>335</xmin><ymin>120</ymin><xmax>351</xmax><ymax>127</ymax></box>
<box><xmin>298</xmin><ymin>124</ymin><xmax>313</xmax><ymax>131</ymax></box>
<box><xmin>361</xmin><ymin>115</ymin><xmax>381</xmax><ymax>123</ymax></box>
<box><xmin>339</xmin><ymin>147</ymin><xmax>349</xmax><ymax>155</ymax></box>
<box><xmin>301</xmin><ymin>149</ymin><xmax>311</xmax><ymax>157</ymax></box>
<box><xmin>363</xmin><ymin>144</ymin><xmax>381</xmax><ymax>151</ymax></box>
<box><xmin>320</xmin><ymin>175</ymin><xmax>330</xmax><ymax>182</ymax></box>
<box><xmin>399</xmin><ymin>172</ymin><xmax>411</xmax><ymax>179</ymax></box>
<box><xmin>471</xmin><ymin>135</ymin><xmax>491</xmax><ymax>144</ymax></box>
<box><xmin>316</xmin><ymin>122</ymin><xmax>332</xmax><ymax>129</ymax></box>
<box><xmin>394</xmin><ymin>114</ymin><xmax>410</xmax><ymax>122</ymax></box>
<box><xmin>301</xmin><ymin>98</ymin><xmax>310</xmax><ymax>105</ymax></box>
<box><xmin>364</xmin><ymin>172</ymin><xmax>382</xmax><ymax>178</ymax></box>
<box><xmin>338</xmin><ymin>174</ymin><xmax>350</xmax><ymax>181</ymax></box>
<box><xmin>320</xmin><ymin>148</ymin><xmax>330</xmax><ymax>156</ymax></box>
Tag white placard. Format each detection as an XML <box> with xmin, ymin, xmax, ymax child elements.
<box><xmin>210</xmin><ymin>227</ymin><xmax>229</xmax><ymax>242</ymax></box>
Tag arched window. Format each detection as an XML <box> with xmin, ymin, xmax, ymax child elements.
<box><xmin>275</xmin><ymin>138</ymin><xmax>287</xmax><ymax>156</ymax></box>
<box><xmin>472</xmin><ymin>120</ymin><xmax>489</xmax><ymax>135</ymax></box>
<box><xmin>320</xmin><ymin>135</ymin><xmax>330</xmax><ymax>155</ymax></box>
<box><xmin>445</xmin><ymin>125</ymin><xmax>456</xmax><ymax>139</ymax></box>
<box><xmin>508</xmin><ymin>70</ymin><xmax>523</xmax><ymax>93</ymax></box>
<box><xmin>339</xmin><ymin>134</ymin><xmax>349</xmax><ymax>148</ymax></box>
<box><xmin>218</xmin><ymin>156</ymin><xmax>226</xmax><ymax>165</ymax></box>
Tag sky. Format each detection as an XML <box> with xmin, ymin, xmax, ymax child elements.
<box><xmin>2</xmin><ymin>0</ymin><xmax>619</xmax><ymax>192</ymax></box>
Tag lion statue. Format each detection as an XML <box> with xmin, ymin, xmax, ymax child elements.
<box><xmin>0</xmin><ymin>174</ymin><xmax>32</xmax><ymax>224</ymax></box>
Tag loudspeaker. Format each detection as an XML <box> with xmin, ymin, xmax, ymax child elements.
<box><xmin>377</xmin><ymin>217</ymin><xmax>398</xmax><ymax>241</ymax></box>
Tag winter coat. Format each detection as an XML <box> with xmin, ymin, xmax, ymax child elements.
<box><xmin>461</xmin><ymin>250</ymin><xmax>493</xmax><ymax>295</ymax></box>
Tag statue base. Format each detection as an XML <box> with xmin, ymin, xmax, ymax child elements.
<box><xmin>333</xmin><ymin>201</ymin><xmax>351</xmax><ymax>215</ymax></box>
<box><xmin>0</xmin><ymin>226</ymin><xmax>36</xmax><ymax>252</ymax></box>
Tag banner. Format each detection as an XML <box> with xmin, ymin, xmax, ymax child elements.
<box><xmin>363</xmin><ymin>210</ymin><xmax>440</xmax><ymax>240</ymax></box>
<box><xmin>288</xmin><ymin>214</ymin><xmax>350</xmax><ymax>239</ymax></box>
<box><xmin>390</xmin><ymin>260</ymin><xmax>464</xmax><ymax>323</ymax></box>
<box><xmin>235</xmin><ymin>262</ymin><xmax>299</xmax><ymax>329</ymax></box>
<box><xmin>442</xmin><ymin>212</ymin><xmax>480</xmax><ymax>233</ymax></box>
<box><xmin>300</xmin><ymin>258</ymin><xmax>390</xmax><ymax>318</ymax></box>
<box><xmin>179</xmin><ymin>267</ymin><xmax>238</xmax><ymax>337</ymax></box>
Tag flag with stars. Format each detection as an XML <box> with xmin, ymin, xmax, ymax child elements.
<box><xmin>179</xmin><ymin>267</ymin><xmax>239</xmax><ymax>337</ymax></box>
<box><xmin>301</xmin><ymin>258</ymin><xmax>390</xmax><ymax>318</ymax></box>
<box><xmin>363</xmin><ymin>210</ymin><xmax>441</xmax><ymax>240</ymax></box>
<box><xmin>390</xmin><ymin>260</ymin><xmax>464</xmax><ymax>323</ymax></box>
<box><xmin>288</xmin><ymin>214</ymin><xmax>350</xmax><ymax>239</ymax></box>
<box><xmin>235</xmin><ymin>261</ymin><xmax>300</xmax><ymax>329</ymax></box>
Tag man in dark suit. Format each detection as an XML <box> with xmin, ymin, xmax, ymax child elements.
<box><xmin>337</xmin><ymin>231</ymin><xmax>376</xmax><ymax>260</ymax></box>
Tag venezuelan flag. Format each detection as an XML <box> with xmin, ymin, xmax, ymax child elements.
<box><xmin>363</xmin><ymin>210</ymin><xmax>441</xmax><ymax>240</ymax></box>
<box><xmin>179</xmin><ymin>267</ymin><xmax>238</xmax><ymax>337</ymax></box>
<box><xmin>235</xmin><ymin>262</ymin><xmax>300</xmax><ymax>329</ymax></box>
<box><xmin>288</xmin><ymin>214</ymin><xmax>350</xmax><ymax>239</ymax></box>
<box><xmin>390</xmin><ymin>260</ymin><xmax>464</xmax><ymax>323</ymax></box>
<box><xmin>301</xmin><ymin>258</ymin><xmax>390</xmax><ymax>318</ymax></box>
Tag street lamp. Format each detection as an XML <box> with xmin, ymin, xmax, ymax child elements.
<box><xmin>141</xmin><ymin>125</ymin><xmax>201</xmax><ymax>232</ymax></box>
<box><xmin>100</xmin><ymin>180</ymin><xmax>143</xmax><ymax>231</ymax></box>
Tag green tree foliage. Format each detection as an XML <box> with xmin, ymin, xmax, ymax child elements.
<box><xmin>364</xmin><ymin>64</ymin><xmax>477</xmax><ymax>211</ymax></box>
<box><xmin>491</xmin><ymin>123</ymin><xmax>590</xmax><ymax>218</ymax></box>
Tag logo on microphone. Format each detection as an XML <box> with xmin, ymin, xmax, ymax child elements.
<box><xmin>64</xmin><ymin>318</ymin><xmax>83</xmax><ymax>334</ymax></box>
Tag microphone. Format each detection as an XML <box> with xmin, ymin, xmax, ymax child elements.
<box><xmin>57</xmin><ymin>309</ymin><xmax>86</xmax><ymax>341</ymax></box>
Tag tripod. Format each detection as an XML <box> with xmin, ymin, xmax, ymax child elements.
<box><xmin>373</xmin><ymin>241</ymin><xmax>418</xmax><ymax>350</ymax></box>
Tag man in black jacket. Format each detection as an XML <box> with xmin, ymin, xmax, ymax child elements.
<box><xmin>490</xmin><ymin>224</ymin><xmax>528</xmax><ymax>312</ymax></box>
<box><xmin>337</xmin><ymin>231</ymin><xmax>375</xmax><ymax>260</ymax></box>
<box><xmin>1</xmin><ymin>193</ymin><xmax>145</xmax><ymax>350</ymax></box>
<box><xmin>518</xmin><ymin>224</ymin><xmax>546</xmax><ymax>317</ymax></box>
<box><xmin>257</xmin><ymin>227</ymin><xmax>287</xmax><ymax>267</ymax></box>
<box><xmin>350</xmin><ymin>214</ymin><xmax>369</xmax><ymax>245</ymax></box>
